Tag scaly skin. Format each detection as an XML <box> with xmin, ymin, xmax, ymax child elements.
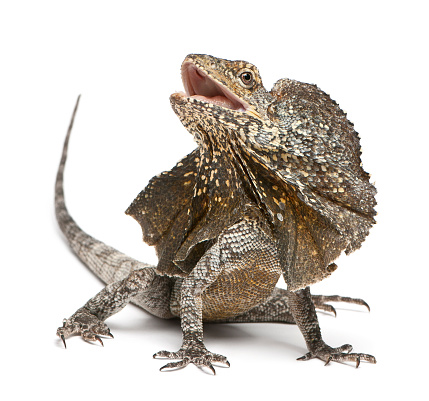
<box><xmin>56</xmin><ymin>54</ymin><xmax>376</xmax><ymax>373</ymax></box>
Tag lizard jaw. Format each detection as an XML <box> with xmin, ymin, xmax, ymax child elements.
<box><xmin>181</xmin><ymin>62</ymin><xmax>249</xmax><ymax>112</ymax></box>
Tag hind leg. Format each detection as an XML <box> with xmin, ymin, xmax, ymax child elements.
<box><xmin>214</xmin><ymin>287</ymin><xmax>375</xmax><ymax>367</ymax></box>
<box><xmin>57</xmin><ymin>268</ymin><xmax>174</xmax><ymax>347</ymax></box>
<box><xmin>212</xmin><ymin>287</ymin><xmax>370</xmax><ymax>323</ymax></box>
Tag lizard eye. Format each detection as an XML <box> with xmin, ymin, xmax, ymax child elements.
<box><xmin>239</xmin><ymin>71</ymin><xmax>255</xmax><ymax>88</ymax></box>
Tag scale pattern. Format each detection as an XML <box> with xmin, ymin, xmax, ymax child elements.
<box><xmin>56</xmin><ymin>54</ymin><xmax>376</xmax><ymax>372</ymax></box>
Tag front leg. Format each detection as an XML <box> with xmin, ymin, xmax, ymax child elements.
<box><xmin>288</xmin><ymin>287</ymin><xmax>376</xmax><ymax>367</ymax></box>
<box><xmin>154</xmin><ymin>241</ymin><xmax>229</xmax><ymax>374</ymax></box>
<box><xmin>57</xmin><ymin>268</ymin><xmax>155</xmax><ymax>347</ymax></box>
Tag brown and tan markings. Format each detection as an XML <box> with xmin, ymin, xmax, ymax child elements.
<box><xmin>56</xmin><ymin>54</ymin><xmax>376</xmax><ymax>373</ymax></box>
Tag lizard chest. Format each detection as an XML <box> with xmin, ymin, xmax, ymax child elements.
<box><xmin>201</xmin><ymin>249</ymin><xmax>282</xmax><ymax>321</ymax></box>
<box><xmin>169</xmin><ymin>244</ymin><xmax>282</xmax><ymax>321</ymax></box>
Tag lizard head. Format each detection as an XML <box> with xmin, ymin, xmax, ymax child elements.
<box><xmin>170</xmin><ymin>54</ymin><xmax>274</xmax><ymax>134</ymax></box>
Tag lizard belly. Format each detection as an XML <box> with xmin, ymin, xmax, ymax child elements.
<box><xmin>201</xmin><ymin>249</ymin><xmax>282</xmax><ymax>321</ymax></box>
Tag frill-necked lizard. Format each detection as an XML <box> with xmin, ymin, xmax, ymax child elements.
<box><xmin>56</xmin><ymin>54</ymin><xmax>377</xmax><ymax>373</ymax></box>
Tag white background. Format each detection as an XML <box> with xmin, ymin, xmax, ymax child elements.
<box><xmin>1</xmin><ymin>1</ymin><xmax>427</xmax><ymax>399</ymax></box>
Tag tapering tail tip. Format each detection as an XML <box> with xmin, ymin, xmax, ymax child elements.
<box><xmin>63</xmin><ymin>95</ymin><xmax>81</xmax><ymax>158</ymax></box>
<box><xmin>55</xmin><ymin>95</ymin><xmax>82</xmax><ymax>230</ymax></box>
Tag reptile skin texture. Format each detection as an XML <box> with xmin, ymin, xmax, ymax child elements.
<box><xmin>56</xmin><ymin>54</ymin><xmax>376</xmax><ymax>373</ymax></box>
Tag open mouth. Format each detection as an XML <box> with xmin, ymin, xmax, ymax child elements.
<box><xmin>181</xmin><ymin>62</ymin><xmax>249</xmax><ymax>112</ymax></box>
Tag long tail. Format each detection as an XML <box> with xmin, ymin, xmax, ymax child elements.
<box><xmin>55</xmin><ymin>96</ymin><xmax>153</xmax><ymax>285</ymax></box>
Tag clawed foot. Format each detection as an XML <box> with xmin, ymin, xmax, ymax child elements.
<box><xmin>56</xmin><ymin>307</ymin><xmax>114</xmax><ymax>348</ymax></box>
<box><xmin>312</xmin><ymin>295</ymin><xmax>370</xmax><ymax>316</ymax></box>
<box><xmin>153</xmin><ymin>335</ymin><xmax>230</xmax><ymax>374</ymax></box>
<box><xmin>298</xmin><ymin>343</ymin><xmax>376</xmax><ymax>368</ymax></box>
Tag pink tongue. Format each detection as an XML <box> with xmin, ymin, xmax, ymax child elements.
<box><xmin>191</xmin><ymin>95</ymin><xmax>235</xmax><ymax>110</ymax></box>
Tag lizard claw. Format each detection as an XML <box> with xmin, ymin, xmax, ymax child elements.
<box><xmin>324</xmin><ymin>356</ymin><xmax>332</xmax><ymax>366</ymax></box>
<box><xmin>207</xmin><ymin>363</ymin><xmax>216</xmax><ymax>375</ymax></box>
<box><xmin>355</xmin><ymin>356</ymin><xmax>361</xmax><ymax>369</ymax></box>
<box><xmin>60</xmin><ymin>334</ymin><xmax>67</xmax><ymax>349</ymax></box>
<box><xmin>94</xmin><ymin>335</ymin><xmax>104</xmax><ymax>347</ymax></box>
